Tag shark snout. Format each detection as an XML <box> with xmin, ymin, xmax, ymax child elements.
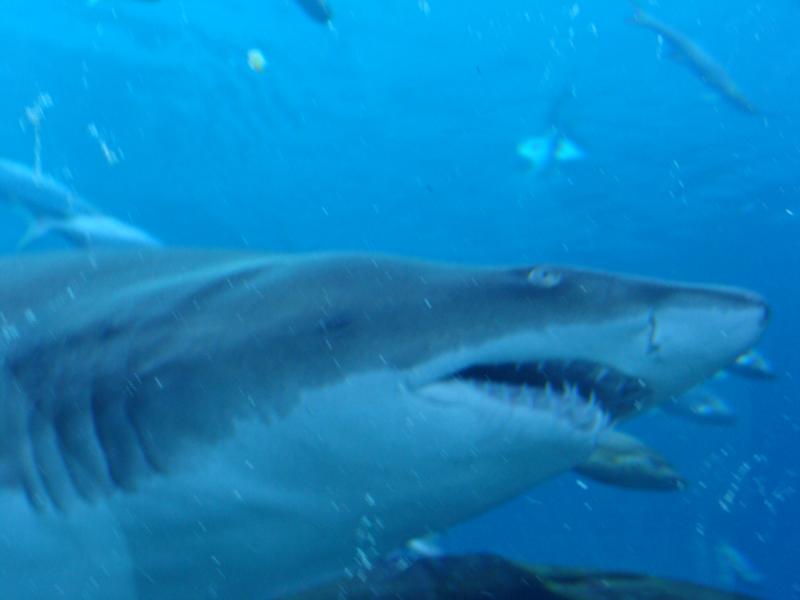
<box><xmin>638</xmin><ymin>285</ymin><xmax>771</xmax><ymax>402</ymax></box>
<box><xmin>741</xmin><ymin>293</ymin><xmax>770</xmax><ymax>329</ymax></box>
<box><xmin>682</xmin><ymin>285</ymin><xmax>770</xmax><ymax>338</ymax></box>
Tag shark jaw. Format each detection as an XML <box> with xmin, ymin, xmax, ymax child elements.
<box><xmin>0</xmin><ymin>251</ymin><xmax>769</xmax><ymax>599</ymax></box>
<box><xmin>94</xmin><ymin>323</ymin><xmax>766</xmax><ymax>598</ymax></box>
<box><xmin>116</xmin><ymin>363</ymin><xmax>614</xmax><ymax>599</ymax></box>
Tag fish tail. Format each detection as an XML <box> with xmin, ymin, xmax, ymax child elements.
<box><xmin>16</xmin><ymin>219</ymin><xmax>53</xmax><ymax>251</ymax></box>
<box><xmin>627</xmin><ymin>0</ymin><xmax>647</xmax><ymax>24</ymax></box>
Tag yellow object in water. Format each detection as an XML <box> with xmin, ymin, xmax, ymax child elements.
<box><xmin>247</xmin><ymin>48</ymin><xmax>267</xmax><ymax>73</ymax></box>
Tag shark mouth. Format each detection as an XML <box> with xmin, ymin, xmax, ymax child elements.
<box><xmin>444</xmin><ymin>360</ymin><xmax>650</xmax><ymax>430</ymax></box>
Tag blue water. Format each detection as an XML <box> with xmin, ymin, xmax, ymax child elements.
<box><xmin>0</xmin><ymin>1</ymin><xmax>798</xmax><ymax>598</ymax></box>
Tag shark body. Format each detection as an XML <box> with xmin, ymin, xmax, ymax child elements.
<box><xmin>0</xmin><ymin>250</ymin><xmax>768</xmax><ymax>598</ymax></box>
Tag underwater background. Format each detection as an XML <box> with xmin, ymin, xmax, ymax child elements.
<box><xmin>0</xmin><ymin>0</ymin><xmax>797</xmax><ymax>598</ymax></box>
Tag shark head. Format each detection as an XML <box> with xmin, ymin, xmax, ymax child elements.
<box><xmin>398</xmin><ymin>263</ymin><xmax>769</xmax><ymax>415</ymax></box>
<box><xmin>288</xmin><ymin>258</ymin><xmax>768</xmax><ymax>521</ymax></box>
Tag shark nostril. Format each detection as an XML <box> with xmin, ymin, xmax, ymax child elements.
<box><xmin>646</xmin><ymin>310</ymin><xmax>661</xmax><ymax>354</ymax></box>
<box><xmin>758</xmin><ymin>302</ymin><xmax>770</xmax><ymax>327</ymax></box>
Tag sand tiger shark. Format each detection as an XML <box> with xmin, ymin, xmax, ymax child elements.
<box><xmin>0</xmin><ymin>250</ymin><xmax>768</xmax><ymax>598</ymax></box>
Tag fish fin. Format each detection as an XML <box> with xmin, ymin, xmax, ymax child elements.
<box><xmin>555</xmin><ymin>136</ymin><xmax>585</xmax><ymax>162</ymax></box>
<box><xmin>16</xmin><ymin>219</ymin><xmax>55</xmax><ymax>251</ymax></box>
<box><xmin>628</xmin><ymin>1</ymin><xmax>645</xmax><ymax>23</ymax></box>
<box><xmin>517</xmin><ymin>136</ymin><xmax>552</xmax><ymax>169</ymax></box>
<box><xmin>627</xmin><ymin>1</ymin><xmax>652</xmax><ymax>27</ymax></box>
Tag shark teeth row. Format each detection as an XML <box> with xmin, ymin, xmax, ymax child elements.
<box><xmin>478</xmin><ymin>381</ymin><xmax>609</xmax><ymax>432</ymax></box>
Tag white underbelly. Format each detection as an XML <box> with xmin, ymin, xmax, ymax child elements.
<box><xmin>0</xmin><ymin>370</ymin><xmax>596</xmax><ymax>599</ymax></box>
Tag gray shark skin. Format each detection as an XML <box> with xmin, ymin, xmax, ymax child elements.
<box><xmin>0</xmin><ymin>250</ymin><xmax>768</xmax><ymax>598</ymax></box>
<box><xmin>629</xmin><ymin>4</ymin><xmax>758</xmax><ymax>115</ymax></box>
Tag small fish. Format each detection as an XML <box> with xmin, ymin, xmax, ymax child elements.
<box><xmin>574</xmin><ymin>430</ymin><xmax>686</xmax><ymax>491</ymax></box>
<box><xmin>661</xmin><ymin>389</ymin><xmax>738</xmax><ymax>425</ymax></box>
<box><xmin>18</xmin><ymin>214</ymin><xmax>161</xmax><ymax>249</ymax></box>
<box><xmin>517</xmin><ymin>130</ymin><xmax>585</xmax><ymax>173</ymax></box>
<box><xmin>293</xmin><ymin>0</ymin><xmax>333</xmax><ymax>25</ymax></box>
<box><xmin>629</xmin><ymin>2</ymin><xmax>758</xmax><ymax>115</ymax></box>
<box><xmin>518</xmin><ymin>80</ymin><xmax>585</xmax><ymax>174</ymax></box>
<box><xmin>247</xmin><ymin>48</ymin><xmax>268</xmax><ymax>73</ymax></box>
<box><xmin>725</xmin><ymin>349</ymin><xmax>777</xmax><ymax>380</ymax></box>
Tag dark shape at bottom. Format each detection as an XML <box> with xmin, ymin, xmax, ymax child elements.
<box><xmin>288</xmin><ymin>554</ymin><xmax>760</xmax><ymax>599</ymax></box>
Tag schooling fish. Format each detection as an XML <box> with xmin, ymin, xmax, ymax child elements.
<box><xmin>629</xmin><ymin>2</ymin><xmax>758</xmax><ymax>115</ymax></box>
<box><xmin>0</xmin><ymin>250</ymin><xmax>768</xmax><ymax>598</ymax></box>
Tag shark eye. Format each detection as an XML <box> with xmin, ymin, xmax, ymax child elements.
<box><xmin>527</xmin><ymin>267</ymin><xmax>562</xmax><ymax>289</ymax></box>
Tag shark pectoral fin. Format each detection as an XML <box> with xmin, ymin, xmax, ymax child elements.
<box><xmin>574</xmin><ymin>430</ymin><xmax>686</xmax><ymax>491</ymax></box>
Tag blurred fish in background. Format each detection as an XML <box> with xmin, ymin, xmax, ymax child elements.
<box><xmin>293</xmin><ymin>0</ymin><xmax>333</xmax><ymax>26</ymax></box>
<box><xmin>661</xmin><ymin>388</ymin><xmax>739</xmax><ymax>426</ymax></box>
<box><xmin>628</xmin><ymin>0</ymin><xmax>758</xmax><ymax>115</ymax></box>
<box><xmin>725</xmin><ymin>350</ymin><xmax>777</xmax><ymax>381</ymax></box>
<box><xmin>0</xmin><ymin>158</ymin><xmax>160</xmax><ymax>249</ymax></box>
<box><xmin>517</xmin><ymin>81</ymin><xmax>585</xmax><ymax>175</ymax></box>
